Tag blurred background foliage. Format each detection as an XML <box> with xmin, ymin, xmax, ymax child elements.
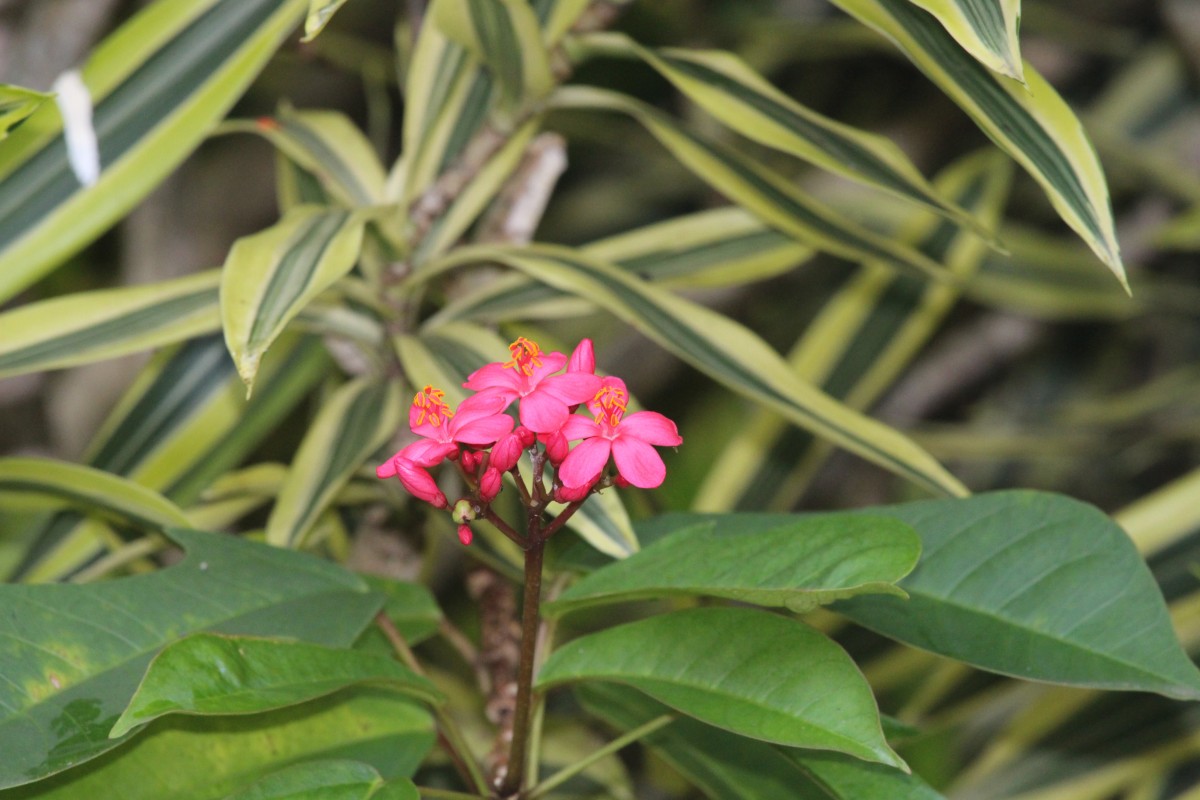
<box><xmin>1</xmin><ymin>0</ymin><xmax>1199</xmax><ymax>797</ymax></box>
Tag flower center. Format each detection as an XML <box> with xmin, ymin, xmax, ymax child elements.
<box><xmin>592</xmin><ymin>385</ymin><xmax>628</xmax><ymax>428</ymax></box>
<box><xmin>504</xmin><ymin>337</ymin><xmax>543</xmax><ymax>377</ymax></box>
<box><xmin>413</xmin><ymin>385</ymin><xmax>454</xmax><ymax>427</ymax></box>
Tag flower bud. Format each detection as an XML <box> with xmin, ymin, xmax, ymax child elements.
<box><xmin>516</xmin><ymin>425</ymin><xmax>536</xmax><ymax>447</ymax></box>
<box><xmin>489</xmin><ymin>431</ymin><xmax>523</xmax><ymax>472</ymax></box>
<box><xmin>542</xmin><ymin>430</ymin><xmax>569</xmax><ymax>466</ymax></box>
<box><xmin>568</xmin><ymin>338</ymin><xmax>595</xmax><ymax>374</ymax></box>
<box><xmin>451</xmin><ymin>498</ymin><xmax>476</xmax><ymax>524</ymax></box>
<box><xmin>479</xmin><ymin>468</ymin><xmax>502</xmax><ymax>502</ymax></box>
<box><xmin>457</xmin><ymin>523</ymin><xmax>473</xmax><ymax>546</ymax></box>
<box><xmin>554</xmin><ymin>482</ymin><xmax>591</xmax><ymax>503</ymax></box>
<box><xmin>614</xmin><ymin>475</ymin><xmax>631</xmax><ymax>488</ymax></box>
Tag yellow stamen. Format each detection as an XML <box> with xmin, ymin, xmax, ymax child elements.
<box><xmin>413</xmin><ymin>384</ymin><xmax>454</xmax><ymax>427</ymax></box>
<box><xmin>592</xmin><ymin>385</ymin><xmax>628</xmax><ymax>428</ymax></box>
<box><xmin>503</xmin><ymin>337</ymin><xmax>544</xmax><ymax>377</ymax></box>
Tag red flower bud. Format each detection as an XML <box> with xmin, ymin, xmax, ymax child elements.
<box><xmin>479</xmin><ymin>468</ymin><xmax>502</xmax><ymax>502</ymax></box>
<box><xmin>542</xmin><ymin>430</ymin><xmax>569</xmax><ymax>466</ymax></box>
<box><xmin>517</xmin><ymin>425</ymin><xmax>536</xmax><ymax>447</ymax></box>
<box><xmin>457</xmin><ymin>524</ymin><xmax>473</xmax><ymax>546</ymax></box>
<box><xmin>489</xmin><ymin>431</ymin><xmax>524</xmax><ymax>472</ymax></box>
<box><xmin>554</xmin><ymin>482</ymin><xmax>591</xmax><ymax>503</ymax></box>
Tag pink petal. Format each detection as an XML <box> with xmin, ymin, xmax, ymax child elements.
<box><xmin>559</xmin><ymin>437</ymin><xmax>612</xmax><ymax>488</ymax></box>
<box><xmin>452</xmin><ymin>412</ymin><xmax>514</xmax><ymax>446</ymax></box>
<box><xmin>402</xmin><ymin>439</ymin><xmax>458</xmax><ymax>467</ymax></box>
<box><xmin>518</xmin><ymin>390</ymin><xmax>571</xmax><ymax>434</ymax></box>
<box><xmin>568</xmin><ymin>339</ymin><xmax>595</xmax><ymax>373</ymax></box>
<box><xmin>612</xmin><ymin>436</ymin><xmax>666</xmax><ymax>488</ymax></box>
<box><xmin>539</xmin><ymin>372</ymin><xmax>602</xmax><ymax>405</ymax></box>
<box><xmin>376</xmin><ymin>455</ymin><xmax>400</xmax><ymax>479</ymax></box>
<box><xmin>464</xmin><ymin>363</ymin><xmax>522</xmax><ymax>393</ymax></box>
<box><xmin>458</xmin><ymin>389</ymin><xmax>512</xmax><ymax>418</ymax></box>
<box><xmin>397</xmin><ymin>461</ymin><xmax>447</xmax><ymax>507</ymax></box>
<box><xmin>587</xmin><ymin>376</ymin><xmax>627</xmax><ymax>416</ymax></box>
<box><xmin>619</xmin><ymin>411</ymin><xmax>683</xmax><ymax>446</ymax></box>
<box><xmin>527</xmin><ymin>352</ymin><xmax>567</xmax><ymax>384</ymax></box>
<box><xmin>561</xmin><ymin>415</ymin><xmax>601</xmax><ymax>441</ymax></box>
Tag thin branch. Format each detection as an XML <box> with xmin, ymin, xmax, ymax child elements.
<box><xmin>526</xmin><ymin>715</ymin><xmax>677</xmax><ymax>800</ymax></box>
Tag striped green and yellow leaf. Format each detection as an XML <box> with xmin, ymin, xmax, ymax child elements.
<box><xmin>0</xmin><ymin>457</ymin><xmax>190</xmax><ymax>531</ymax></box>
<box><xmin>697</xmin><ymin>151</ymin><xmax>1010</xmax><ymax>512</ymax></box>
<box><xmin>221</xmin><ymin>108</ymin><xmax>388</xmax><ymax>207</ymax></box>
<box><xmin>904</xmin><ymin>0</ymin><xmax>1023</xmax><ymax>81</ymax></box>
<box><xmin>0</xmin><ymin>84</ymin><xmax>51</xmax><ymax>139</ymax></box>
<box><xmin>11</xmin><ymin>336</ymin><xmax>328</xmax><ymax>582</ymax></box>
<box><xmin>828</xmin><ymin>0</ymin><xmax>1125</xmax><ymax>289</ymax></box>
<box><xmin>221</xmin><ymin>205</ymin><xmax>369</xmax><ymax>391</ymax></box>
<box><xmin>302</xmin><ymin>0</ymin><xmax>351</xmax><ymax>41</ymax></box>
<box><xmin>551</xmin><ymin>86</ymin><xmax>952</xmax><ymax>282</ymax></box>
<box><xmin>266</xmin><ymin>377</ymin><xmax>403</xmax><ymax>549</ymax></box>
<box><xmin>581</xmin><ymin>32</ymin><xmax>991</xmax><ymax>237</ymax></box>
<box><xmin>423</xmin><ymin>245</ymin><xmax>968</xmax><ymax>498</ymax></box>
<box><xmin>430</xmin><ymin>0</ymin><xmax>553</xmax><ymax>115</ymax></box>
<box><xmin>0</xmin><ymin>0</ymin><xmax>307</xmax><ymax>304</ymax></box>
<box><xmin>0</xmin><ymin>270</ymin><xmax>220</xmax><ymax>379</ymax></box>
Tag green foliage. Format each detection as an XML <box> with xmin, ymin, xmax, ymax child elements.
<box><xmin>0</xmin><ymin>0</ymin><xmax>1195</xmax><ymax>798</ymax></box>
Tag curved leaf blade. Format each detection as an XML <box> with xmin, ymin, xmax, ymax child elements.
<box><xmin>0</xmin><ymin>457</ymin><xmax>190</xmax><ymax>531</ymax></box>
<box><xmin>0</xmin><ymin>270</ymin><xmax>220</xmax><ymax>379</ymax></box>
<box><xmin>220</xmin><ymin>205</ymin><xmax>367</xmax><ymax>390</ymax></box>
<box><xmin>552</xmin><ymin>86</ymin><xmax>953</xmax><ymax>282</ymax></box>
<box><xmin>0</xmin><ymin>528</ymin><xmax>382</xmax><ymax>789</ymax></box>
<box><xmin>545</xmin><ymin>513</ymin><xmax>920</xmax><ymax>617</ymax></box>
<box><xmin>266</xmin><ymin>377</ymin><xmax>403</xmax><ymax>549</ymax></box>
<box><xmin>111</xmin><ymin>635</ymin><xmax>442</xmax><ymax>737</ymax></box>
<box><xmin>835</xmin><ymin>490</ymin><xmax>1200</xmax><ymax>699</ymax></box>
<box><xmin>0</xmin><ymin>0</ymin><xmax>308</xmax><ymax>303</ymax></box>
<box><xmin>905</xmin><ymin>0</ymin><xmax>1023</xmax><ymax>81</ymax></box>
<box><xmin>0</xmin><ymin>85</ymin><xmax>52</xmax><ymax>139</ymax></box>
<box><xmin>224</xmin><ymin>759</ymin><xmax>419</xmax><ymax>800</ymax></box>
<box><xmin>829</xmin><ymin>0</ymin><xmax>1126</xmax><ymax>289</ymax></box>
<box><xmin>424</xmin><ymin>244</ymin><xmax>968</xmax><ymax>498</ymax></box>
<box><xmin>302</xmin><ymin>0</ymin><xmax>351</xmax><ymax>41</ymax></box>
<box><xmin>537</xmin><ymin>607</ymin><xmax>905</xmax><ymax>770</ymax></box>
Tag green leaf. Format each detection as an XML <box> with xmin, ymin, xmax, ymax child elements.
<box><xmin>0</xmin><ymin>457</ymin><xmax>190</xmax><ymax>530</ymax></box>
<box><xmin>354</xmin><ymin>576</ymin><xmax>443</xmax><ymax>652</ymax></box>
<box><xmin>551</xmin><ymin>86</ymin><xmax>952</xmax><ymax>282</ymax></box>
<box><xmin>223</xmin><ymin>760</ymin><xmax>418</xmax><ymax>800</ymax></box>
<box><xmin>0</xmin><ymin>0</ymin><xmax>308</xmax><ymax>303</ymax></box>
<box><xmin>0</xmin><ymin>527</ymin><xmax>382</xmax><ymax>789</ymax></box>
<box><xmin>0</xmin><ymin>270</ymin><xmax>220</xmax><ymax>379</ymax></box>
<box><xmin>111</xmin><ymin>634</ymin><xmax>442</xmax><ymax>737</ymax></box>
<box><xmin>578</xmin><ymin>683</ymin><xmax>943</xmax><ymax>800</ymax></box>
<box><xmin>904</xmin><ymin>0</ymin><xmax>1023</xmax><ymax>81</ymax></box>
<box><xmin>423</xmin><ymin>244</ymin><xmax>968</xmax><ymax>498</ymax></box>
<box><xmin>222</xmin><ymin>109</ymin><xmax>387</xmax><ymax>207</ymax></box>
<box><xmin>221</xmin><ymin>205</ymin><xmax>368</xmax><ymax>390</ymax></box>
<box><xmin>302</xmin><ymin>0</ymin><xmax>351</xmax><ymax>41</ymax></box>
<box><xmin>430</xmin><ymin>0</ymin><xmax>553</xmax><ymax>114</ymax></box>
<box><xmin>0</xmin><ymin>689</ymin><xmax>432</xmax><ymax>800</ymax></box>
<box><xmin>0</xmin><ymin>85</ymin><xmax>52</xmax><ymax>140</ymax></box>
<box><xmin>545</xmin><ymin>513</ymin><xmax>919</xmax><ymax>617</ymax></box>
<box><xmin>581</xmin><ymin>32</ymin><xmax>990</xmax><ymax>238</ymax></box>
<box><xmin>537</xmin><ymin>607</ymin><xmax>905</xmax><ymax>770</ymax></box>
<box><xmin>828</xmin><ymin>0</ymin><xmax>1126</xmax><ymax>289</ymax></box>
<box><xmin>266</xmin><ymin>377</ymin><xmax>403</xmax><ymax>549</ymax></box>
<box><xmin>11</xmin><ymin>336</ymin><xmax>328</xmax><ymax>583</ymax></box>
<box><xmin>835</xmin><ymin>490</ymin><xmax>1200</xmax><ymax>699</ymax></box>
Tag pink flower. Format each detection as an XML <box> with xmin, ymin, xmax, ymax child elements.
<box><xmin>558</xmin><ymin>378</ymin><xmax>682</xmax><ymax>489</ymax></box>
<box><xmin>377</xmin><ymin>385</ymin><xmax>514</xmax><ymax>508</ymax></box>
<box><xmin>464</xmin><ymin>338</ymin><xmax>600</xmax><ymax>435</ymax></box>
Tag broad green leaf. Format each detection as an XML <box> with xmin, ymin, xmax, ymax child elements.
<box><xmin>11</xmin><ymin>336</ymin><xmax>328</xmax><ymax>583</ymax></box>
<box><xmin>835</xmin><ymin>491</ymin><xmax>1200</xmax><ymax>699</ymax></box>
<box><xmin>221</xmin><ymin>205</ymin><xmax>368</xmax><ymax>390</ymax></box>
<box><xmin>0</xmin><ymin>527</ymin><xmax>382</xmax><ymax>789</ymax></box>
<box><xmin>696</xmin><ymin>151</ymin><xmax>1010</xmax><ymax>512</ymax></box>
<box><xmin>400</xmin><ymin>4</ymin><xmax>496</xmax><ymax>207</ymax></box>
<box><xmin>111</xmin><ymin>634</ymin><xmax>442</xmax><ymax>737</ymax></box>
<box><xmin>223</xmin><ymin>760</ymin><xmax>418</xmax><ymax>800</ymax></box>
<box><xmin>302</xmin><ymin>0</ymin><xmax>351</xmax><ymax>41</ymax></box>
<box><xmin>221</xmin><ymin>109</ymin><xmax>387</xmax><ymax>207</ymax></box>
<box><xmin>0</xmin><ymin>689</ymin><xmax>432</xmax><ymax>800</ymax></box>
<box><xmin>432</xmin><ymin>207</ymin><xmax>812</xmax><ymax>324</ymax></box>
<box><xmin>828</xmin><ymin>0</ymin><xmax>1126</xmax><ymax>289</ymax></box>
<box><xmin>545</xmin><ymin>514</ymin><xmax>919</xmax><ymax>617</ymax></box>
<box><xmin>424</xmin><ymin>244</ymin><xmax>968</xmax><ymax>498</ymax></box>
<box><xmin>354</xmin><ymin>576</ymin><xmax>443</xmax><ymax>651</ymax></box>
<box><xmin>0</xmin><ymin>458</ymin><xmax>189</xmax><ymax>531</ymax></box>
<box><xmin>0</xmin><ymin>0</ymin><xmax>308</xmax><ymax>304</ymax></box>
<box><xmin>0</xmin><ymin>270</ymin><xmax>219</xmax><ymax>379</ymax></box>
<box><xmin>578</xmin><ymin>683</ymin><xmax>943</xmax><ymax>800</ymax></box>
<box><xmin>552</xmin><ymin>86</ymin><xmax>952</xmax><ymax>282</ymax></box>
<box><xmin>905</xmin><ymin>0</ymin><xmax>1023</xmax><ymax>81</ymax></box>
<box><xmin>537</xmin><ymin>607</ymin><xmax>905</xmax><ymax>769</ymax></box>
<box><xmin>266</xmin><ymin>377</ymin><xmax>403</xmax><ymax>549</ymax></box>
<box><xmin>430</xmin><ymin>0</ymin><xmax>553</xmax><ymax>114</ymax></box>
<box><xmin>581</xmin><ymin>32</ymin><xmax>990</xmax><ymax>237</ymax></box>
<box><xmin>0</xmin><ymin>85</ymin><xmax>52</xmax><ymax>140</ymax></box>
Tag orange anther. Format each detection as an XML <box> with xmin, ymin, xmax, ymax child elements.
<box><xmin>592</xmin><ymin>385</ymin><xmax>628</xmax><ymax>428</ymax></box>
<box><xmin>503</xmin><ymin>337</ymin><xmax>544</xmax><ymax>377</ymax></box>
<box><xmin>413</xmin><ymin>385</ymin><xmax>453</xmax><ymax>427</ymax></box>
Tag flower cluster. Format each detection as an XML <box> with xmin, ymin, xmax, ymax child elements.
<box><xmin>376</xmin><ymin>337</ymin><xmax>682</xmax><ymax>545</ymax></box>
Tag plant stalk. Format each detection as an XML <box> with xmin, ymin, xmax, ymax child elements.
<box><xmin>496</xmin><ymin>537</ymin><xmax>546</xmax><ymax>796</ymax></box>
